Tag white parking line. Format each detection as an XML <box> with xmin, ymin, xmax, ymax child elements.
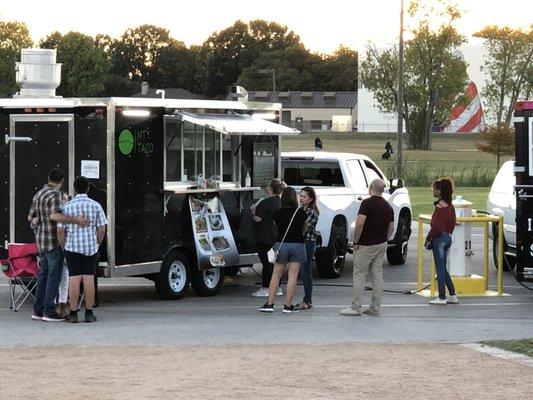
<box><xmin>3</xmin><ymin>302</ymin><xmax>531</xmax><ymax>313</ymax></box>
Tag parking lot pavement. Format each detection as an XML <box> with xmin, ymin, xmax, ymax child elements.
<box><xmin>1</xmin><ymin>225</ymin><xmax>532</xmax><ymax>348</ymax></box>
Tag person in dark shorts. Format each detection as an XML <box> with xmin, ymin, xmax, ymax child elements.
<box><xmin>251</xmin><ymin>178</ymin><xmax>283</xmax><ymax>297</ymax></box>
<box><xmin>57</xmin><ymin>176</ymin><xmax>107</xmax><ymax>323</ymax></box>
<box><xmin>259</xmin><ymin>187</ymin><xmax>307</xmax><ymax>314</ymax></box>
<box><xmin>340</xmin><ymin>178</ymin><xmax>394</xmax><ymax>316</ymax></box>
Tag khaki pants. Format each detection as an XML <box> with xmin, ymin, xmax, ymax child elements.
<box><xmin>351</xmin><ymin>242</ymin><xmax>388</xmax><ymax>312</ymax></box>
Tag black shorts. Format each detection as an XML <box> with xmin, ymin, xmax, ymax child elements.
<box><xmin>64</xmin><ymin>251</ymin><xmax>98</xmax><ymax>276</ymax></box>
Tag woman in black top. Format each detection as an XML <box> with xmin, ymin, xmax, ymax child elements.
<box><xmin>259</xmin><ymin>186</ymin><xmax>307</xmax><ymax>314</ymax></box>
<box><xmin>251</xmin><ymin>178</ymin><xmax>282</xmax><ymax>297</ymax></box>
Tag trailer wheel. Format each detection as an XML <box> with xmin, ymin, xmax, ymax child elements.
<box><xmin>224</xmin><ymin>266</ymin><xmax>241</xmax><ymax>277</ymax></box>
<box><xmin>191</xmin><ymin>267</ymin><xmax>224</xmax><ymax>296</ymax></box>
<box><xmin>316</xmin><ymin>222</ymin><xmax>346</xmax><ymax>279</ymax></box>
<box><xmin>492</xmin><ymin>227</ymin><xmax>516</xmax><ymax>271</ymax></box>
<box><xmin>387</xmin><ymin>215</ymin><xmax>411</xmax><ymax>265</ymax></box>
<box><xmin>155</xmin><ymin>251</ymin><xmax>190</xmax><ymax>300</ymax></box>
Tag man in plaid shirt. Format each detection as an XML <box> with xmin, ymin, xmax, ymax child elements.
<box><xmin>28</xmin><ymin>168</ymin><xmax>89</xmax><ymax>322</ymax></box>
<box><xmin>58</xmin><ymin>176</ymin><xmax>107</xmax><ymax>323</ymax></box>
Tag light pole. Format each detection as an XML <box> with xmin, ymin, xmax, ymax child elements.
<box><xmin>258</xmin><ymin>68</ymin><xmax>276</xmax><ymax>92</ymax></box>
<box><xmin>396</xmin><ymin>0</ymin><xmax>404</xmax><ymax>179</ymax></box>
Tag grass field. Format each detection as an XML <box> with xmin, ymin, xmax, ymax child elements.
<box><xmin>282</xmin><ymin>131</ymin><xmax>510</xmax><ymax>187</ymax></box>
<box><xmin>281</xmin><ymin>132</ymin><xmax>499</xmax><ymax>217</ymax></box>
<box><xmin>484</xmin><ymin>339</ymin><xmax>533</xmax><ymax>358</ymax></box>
<box><xmin>408</xmin><ymin>186</ymin><xmax>490</xmax><ymax>219</ymax></box>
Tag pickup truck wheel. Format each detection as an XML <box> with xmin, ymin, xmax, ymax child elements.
<box><xmin>191</xmin><ymin>267</ymin><xmax>224</xmax><ymax>296</ymax></box>
<box><xmin>387</xmin><ymin>216</ymin><xmax>410</xmax><ymax>265</ymax></box>
<box><xmin>492</xmin><ymin>228</ymin><xmax>516</xmax><ymax>271</ymax></box>
<box><xmin>316</xmin><ymin>225</ymin><xmax>346</xmax><ymax>279</ymax></box>
<box><xmin>155</xmin><ymin>251</ymin><xmax>190</xmax><ymax>300</ymax></box>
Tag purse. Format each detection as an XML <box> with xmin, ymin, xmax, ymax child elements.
<box><xmin>268</xmin><ymin>208</ymin><xmax>299</xmax><ymax>263</ymax></box>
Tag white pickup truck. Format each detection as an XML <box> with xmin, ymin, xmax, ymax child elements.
<box><xmin>281</xmin><ymin>152</ymin><xmax>412</xmax><ymax>278</ymax></box>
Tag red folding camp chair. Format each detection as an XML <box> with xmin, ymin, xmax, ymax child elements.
<box><xmin>0</xmin><ymin>243</ymin><xmax>39</xmax><ymax>311</ymax></box>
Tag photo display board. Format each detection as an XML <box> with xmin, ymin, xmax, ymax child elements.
<box><xmin>189</xmin><ymin>195</ymin><xmax>239</xmax><ymax>269</ymax></box>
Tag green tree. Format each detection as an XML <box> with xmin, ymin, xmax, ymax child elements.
<box><xmin>153</xmin><ymin>43</ymin><xmax>201</xmax><ymax>93</ymax></box>
<box><xmin>197</xmin><ymin>20</ymin><xmax>300</xmax><ymax>97</ymax></box>
<box><xmin>40</xmin><ymin>31</ymin><xmax>110</xmax><ymax>97</ymax></box>
<box><xmin>321</xmin><ymin>46</ymin><xmax>358</xmax><ymax>91</ymax></box>
<box><xmin>474</xmin><ymin>25</ymin><xmax>533</xmax><ymax>126</ymax></box>
<box><xmin>114</xmin><ymin>25</ymin><xmax>176</xmax><ymax>83</ymax></box>
<box><xmin>360</xmin><ymin>1</ymin><xmax>468</xmax><ymax>149</ymax></box>
<box><xmin>0</xmin><ymin>21</ymin><xmax>33</xmax><ymax>96</ymax></box>
<box><xmin>476</xmin><ymin>123</ymin><xmax>515</xmax><ymax>168</ymax></box>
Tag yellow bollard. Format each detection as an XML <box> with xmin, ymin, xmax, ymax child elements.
<box><xmin>417</xmin><ymin>218</ymin><xmax>424</xmax><ymax>291</ymax></box>
<box><xmin>430</xmin><ymin>254</ymin><xmax>436</xmax><ymax>297</ymax></box>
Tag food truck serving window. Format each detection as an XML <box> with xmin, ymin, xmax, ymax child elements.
<box><xmin>164</xmin><ymin>119</ymin><xmax>235</xmax><ymax>183</ymax></box>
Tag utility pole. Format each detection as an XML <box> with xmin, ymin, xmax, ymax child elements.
<box><xmin>396</xmin><ymin>0</ymin><xmax>404</xmax><ymax>179</ymax></box>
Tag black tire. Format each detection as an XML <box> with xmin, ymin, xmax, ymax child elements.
<box><xmin>492</xmin><ymin>227</ymin><xmax>516</xmax><ymax>271</ymax></box>
<box><xmin>191</xmin><ymin>267</ymin><xmax>224</xmax><ymax>296</ymax></box>
<box><xmin>224</xmin><ymin>266</ymin><xmax>241</xmax><ymax>276</ymax></box>
<box><xmin>387</xmin><ymin>215</ymin><xmax>411</xmax><ymax>265</ymax></box>
<box><xmin>316</xmin><ymin>223</ymin><xmax>346</xmax><ymax>279</ymax></box>
<box><xmin>155</xmin><ymin>251</ymin><xmax>190</xmax><ymax>300</ymax></box>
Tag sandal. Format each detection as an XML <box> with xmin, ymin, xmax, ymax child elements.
<box><xmin>297</xmin><ymin>302</ymin><xmax>313</xmax><ymax>310</ymax></box>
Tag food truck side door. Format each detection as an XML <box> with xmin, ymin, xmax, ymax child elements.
<box><xmin>9</xmin><ymin>114</ymin><xmax>74</xmax><ymax>244</ymax></box>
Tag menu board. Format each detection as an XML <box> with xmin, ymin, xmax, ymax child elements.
<box><xmin>189</xmin><ymin>195</ymin><xmax>239</xmax><ymax>269</ymax></box>
<box><xmin>253</xmin><ymin>142</ymin><xmax>277</xmax><ymax>199</ymax></box>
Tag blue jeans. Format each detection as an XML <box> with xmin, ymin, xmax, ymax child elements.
<box><xmin>431</xmin><ymin>233</ymin><xmax>455</xmax><ymax>299</ymax></box>
<box><xmin>299</xmin><ymin>240</ymin><xmax>316</xmax><ymax>304</ymax></box>
<box><xmin>34</xmin><ymin>246</ymin><xmax>64</xmax><ymax>316</ymax></box>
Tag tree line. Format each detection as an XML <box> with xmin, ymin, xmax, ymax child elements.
<box><xmin>0</xmin><ymin>19</ymin><xmax>358</xmax><ymax>99</ymax></box>
<box><xmin>360</xmin><ymin>0</ymin><xmax>532</xmax><ymax>150</ymax></box>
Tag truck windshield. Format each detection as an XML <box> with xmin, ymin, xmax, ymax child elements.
<box><xmin>282</xmin><ymin>161</ymin><xmax>344</xmax><ymax>187</ymax></box>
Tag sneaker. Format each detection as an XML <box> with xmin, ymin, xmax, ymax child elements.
<box><xmin>69</xmin><ymin>311</ymin><xmax>79</xmax><ymax>324</ymax></box>
<box><xmin>31</xmin><ymin>312</ymin><xmax>43</xmax><ymax>321</ymax></box>
<box><xmin>251</xmin><ymin>287</ymin><xmax>270</xmax><ymax>297</ymax></box>
<box><xmin>446</xmin><ymin>295</ymin><xmax>459</xmax><ymax>304</ymax></box>
<box><xmin>85</xmin><ymin>312</ymin><xmax>97</xmax><ymax>323</ymax></box>
<box><xmin>339</xmin><ymin>307</ymin><xmax>361</xmax><ymax>316</ymax></box>
<box><xmin>282</xmin><ymin>304</ymin><xmax>298</xmax><ymax>314</ymax></box>
<box><xmin>42</xmin><ymin>313</ymin><xmax>65</xmax><ymax>322</ymax></box>
<box><xmin>428</xmin><ymin>297</ymin><xmax>447</xmax><ymax>305</ymax></box>
<box><xmin>362</xmin><ymin>308</ymin><xmax>380</xmax><ymax>316</ymax></box>
<box><xmin>276</xmin><ymin>287</ymin><xmax>283</xmax><ymax>296</ymax></box>
<box><xmin>259</xmin><ymin>303</ymin><xmax>274</xmax><ymax>313</ymax></box>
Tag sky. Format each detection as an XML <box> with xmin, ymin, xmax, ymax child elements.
<box><xmin>1</xmin><ymin>0</ymin><xmax>531</xmax><ymax>54</ymax></box>
<box><xmin>0</xmin><ymin>0</ymin><xmax>531</xmax><ymax>92</ymax></box>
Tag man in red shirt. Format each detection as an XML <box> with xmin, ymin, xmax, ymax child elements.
<box><xmin>340</xmin><ymin>178</ymin><xmax>394</xmax><ymax>316</ymax></box>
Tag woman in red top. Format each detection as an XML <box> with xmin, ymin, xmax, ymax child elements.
<box><xmin>425</xmin><ymin>177</ymin><xmax>459</xmax><ymax>305</ymax></box>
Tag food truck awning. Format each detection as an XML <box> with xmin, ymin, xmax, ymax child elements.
<box><xmin>175</xmin><ymin>111</ymin><xmax>300</xmax><ymax>136</ymax></box>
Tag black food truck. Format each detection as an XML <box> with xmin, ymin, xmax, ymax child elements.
<box><xmin>1</xmin><ymin>49</ymin><xmax>299</xmax><ymax>299</ymax></box>
<box><xmin>514</xmin><ymin>100</ymin><xmax>533</xmax><ymax>282</ymax></box>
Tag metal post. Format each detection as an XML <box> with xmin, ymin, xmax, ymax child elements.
<box><xmin>417</xmin><ymin>218</ymin><xmax>424</xmax><ymax>290</ymax></box>
<box><xmin>272</xmin><ymin>69</ymin><xmax>276</xmax><ymax>93</ymax></box>
<box><xmin>396</xmin><ymin>0</ymin><xmax>404</xmax><ymax>179</ymax></box>
<box><xmin>497</xmin><ymin>217</ymin><xmax>504</xmax><ymax>296</ymax></box>
<box><xmin>483</xmin><ymin>221</ymin><xmax>489</xmax><ymax>291</ymax></box>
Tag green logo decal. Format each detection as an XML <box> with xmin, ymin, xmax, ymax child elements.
<box><xmin>118</xmin><ymin>129</ymin><xmax>134</xmax><ymax>155</ymax></box>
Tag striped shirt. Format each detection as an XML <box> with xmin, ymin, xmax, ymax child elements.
<box><xmin>58</xmin><ymin>194</ymin><xmax>107</xmax><ymax>256</ymax></box>
<box><xmin>28</xmin><ymin>184</ymin><xmax>63</xmax><ymax>253</ymax></box>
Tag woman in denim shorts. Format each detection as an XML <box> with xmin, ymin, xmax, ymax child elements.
<box><xmin>259</xmin><ymin>187</ymin><xmax>307</xmax><ymax>314</ymax></box>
